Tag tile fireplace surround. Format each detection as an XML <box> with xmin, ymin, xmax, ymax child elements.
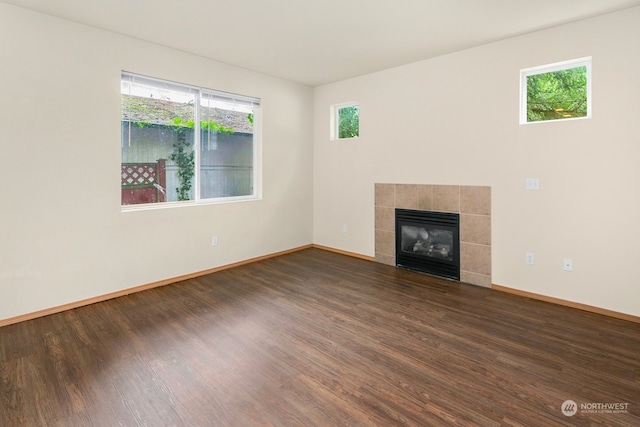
<box><xmin>375</xmin><ymin>184</ymin><xmax>491</xmax><ymax>288</ymax></box>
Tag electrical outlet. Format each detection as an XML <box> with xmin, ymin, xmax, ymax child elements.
<box><xmin>563</xmin><ymin>258</ymin><xmax>573</xmax><ymax>272</ymax></box>
<box><xmin>211</xmin><ymin>236</ymin><xmax>218</xmax><ymax>246</ymax></box>
<box><xmin>526</xmin><ymin>252</ymin><xmax>535</xmax><ymax>265</ymax></box>
<box><xmin>342</xmin><ymin>224</ymin><xmax>348</xmax><ymax>233</ymax></box>
<box><xmin>526</xmin><ymin>178</ymin><xmax>540</xmax><ymax>190</ymax></box>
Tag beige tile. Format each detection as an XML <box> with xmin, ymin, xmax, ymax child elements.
<box><xmin>461</xmin><ymin>271</ymin><xmax>492</xmax><ymax>288</ymax></box>
<box><xmin>375</xmin><ymin>207</ymin><xmax>395</xmax><ymax>232</ymax></box>
<box><xmin>375</xmin><ymin>183</ymin><xmax>395</xmax><ymax>207</ymax></box>
<box><xmin>375</xmin><ymin>253</ymin><xmax>395</xmax><ymax>266</ymax></box>
<box><xmin>460</xmin><ymin>243</ymin><xmax>491</xmax><ymax>276</ymax></box>
<box><xmin>433</xmin><ymin>185</ymin><xmax>460</xmax><ymax>212</ymax></box>
<box><xmin>375</xmin><ymin>230</ymin><xmax>395</xmax><ymax>257</ymax></box>
<box><xmin>460</xmin><ymin>186</ymin><xmax>491</xmax><ymax>215</ymax></box>
<box><xmin>373</xmin><ymin>183</ymin><xmax>492</xmax><ymax>283</ymax></box>
<box><xmin>395</xmin><ymin>184</ymin><xmax>417</xmax><ymax>209</ymax></box>
<box><xmin>460</xmin><ymin>214</ymin><xmax>491</xmax><ymax>245</ymax></box>
<box><xmin>417</xmin><ymin>185</ymin><xmax>433</xmax><ymax>211</ymax></box>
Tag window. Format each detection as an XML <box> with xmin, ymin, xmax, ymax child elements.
<box><xmin>121</xmin><ymin>72</ymin><xmax>259</xmax><ymax>207</ymax></box>
<box><xmin>331</xmin><ymin>103</ymin><xmax>359</xmax><ymax>139</ymax></box>
<box><xmin>520</xmin><ymin>57</ymin><xmax>591</xmax><ymax>124</ymax></box>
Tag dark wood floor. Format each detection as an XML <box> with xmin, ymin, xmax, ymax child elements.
<box><xmin>1</xmin><ymin>248</ymin><xmax>639</xmax><ymax>426</ymax></box>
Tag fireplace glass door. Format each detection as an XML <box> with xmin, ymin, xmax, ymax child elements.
<box><xmin>395</xmin><ymin>209</ymin><xmax>460</xmax><ymax>280</ymax></box>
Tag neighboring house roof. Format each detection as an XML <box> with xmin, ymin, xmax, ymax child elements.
<box><xmin>121</xmin><ymin>95</ymin><xmax>254</xmax><ymax>134</ymax></box>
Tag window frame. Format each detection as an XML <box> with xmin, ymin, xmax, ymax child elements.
<box><xmin>519</xmin><ymin>57</ymin><xmax>592</xmax><ymax>125</ymax></box>
<box><xmin>121</xmin><ymin>72</ymin><xmax>261</xmax><ymax>210</ymax></box>
<box><xmin>330</xmin><ymin>102</ymin><xmax>360</xmax><ymax>140</ymax></box>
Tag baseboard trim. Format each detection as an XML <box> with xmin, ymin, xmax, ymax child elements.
<box><xmin>0</xmin><ymin>244</ymin><xmax>314</xmax><ymax>328</ymax></box>
<box><xmin>312</xmin><ymin>244</ymin><xmax>375</xmax><ymax>261</ymax></box>
<box><xmin>309</xmin><ymin>249</ymin><xmax>640</xmax><ymax>324</ymax></box>
<box><xmin>492</xmin><ymin>284</ymin><xmax>640</xmax><ymax>324</ymax></box>
<box><xmin>6</xmin><ymin>247</ymin><xmax>634</xmax><ymax>328</ymax></box>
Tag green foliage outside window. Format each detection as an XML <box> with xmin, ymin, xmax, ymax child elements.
<box><xmin>122</xmin><ymin>72</ymin><xmax>259</xmax><ymax>206</ymax></box>
<box><xmin>526</xmin><ymin>66</ymin><xmax>587</xmax><ymax>122</ymax></box>
<box><xmin>338</xmin><ymin>105</ymin><xmax>359</xmax><ymax>138</ymax></box>
<box><xmin>169</xmin><ymin>117</ymin><xmax>235</xmax><ymax>201</ymax></box>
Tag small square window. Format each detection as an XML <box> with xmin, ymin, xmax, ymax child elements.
<box><xmin>331</xmin><ymin>103</ymin><xmax>359</xmax><ymax>139</ymax></box>
<box><xmin>520</xmin><ymin>57</ymin><xmax>591</xmax><ymax>124</ymax></box>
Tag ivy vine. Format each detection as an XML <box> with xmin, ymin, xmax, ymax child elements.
<box><xmin>168</xmin><ymin>117</ymin><xmax>235</xmax><ymax>201</ymax></box>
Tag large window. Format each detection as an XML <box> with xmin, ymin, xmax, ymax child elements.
<box><xmin>520</xmin><ymin>57</ymin><xmax>591</xmax><ymax>124</ymax></box>
<box><xmin>121</xmin><ymin>72</ymin><xmax>259</xmax><ymax>207</ymax></box>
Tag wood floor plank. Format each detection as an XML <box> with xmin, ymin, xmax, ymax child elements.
<box><xmin>1</xmin><ymin>248</ymin><xmax>639</xmax><ymax>426</ymax></box>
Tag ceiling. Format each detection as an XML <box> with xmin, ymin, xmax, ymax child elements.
<box><xmin>3</xmin><ymin>0</ymin><xmax>640</xmax><ymax>86</ymax></box>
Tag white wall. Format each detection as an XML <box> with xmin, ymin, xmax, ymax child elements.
<box><xmin>0</xmin><ymin>3</ymin><xmax>314</xmax><ymax>321</ymax></box>
<box><xmin>313</xmin><ymin>7</ymin><xmax>640</xmax><ymax>317</ymax></box>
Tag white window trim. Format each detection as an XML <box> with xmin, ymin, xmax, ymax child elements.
<box><xmin>519</xmin><ymin>57</ymin><xmax>592</xmax><ymax>125</ymax></box>
<box><xmin>121</xmin><ymin>72</ymin><xmax>261</xmax><ymax>211</ymax></box>
<box><xmin>330</xmin><ymin>102</ymin><xmax>359</xmax><ymax>140</ymax></box>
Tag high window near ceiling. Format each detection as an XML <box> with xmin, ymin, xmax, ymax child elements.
<box><xmin>121</xmin><ymin>72</ymin><xmax>259</xmax><ymax>207</ymax></box>
<box><xmin>520</xmin><ymin>57</ymin><xmax>591</xmax><ymax>124</ymax></box>
<box><xmin>331</xmin><ymin>102</ymin><xmax>359</xmax><ymax>140</ymax></box>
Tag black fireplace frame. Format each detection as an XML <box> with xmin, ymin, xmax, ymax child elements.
<box><xmin>395</xmin><ymin>208</ymin><xmax>460</xmax><ymax>281</ymax></box>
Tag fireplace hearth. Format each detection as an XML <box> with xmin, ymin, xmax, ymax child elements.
<box><xmin>395</xmin><ymin>208</ymin><xmax>460</xmax><ymax>281</ymax></box>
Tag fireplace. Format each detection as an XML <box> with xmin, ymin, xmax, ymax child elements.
<box><xmin>395</xmin><ymin>208</ymin><xmax>460</xmax><ymax>281</ymax></box>
<box><xmin>375</xmin><ymin>184</ymin><xmax>491</xmax><ymax>287</ymax></box>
